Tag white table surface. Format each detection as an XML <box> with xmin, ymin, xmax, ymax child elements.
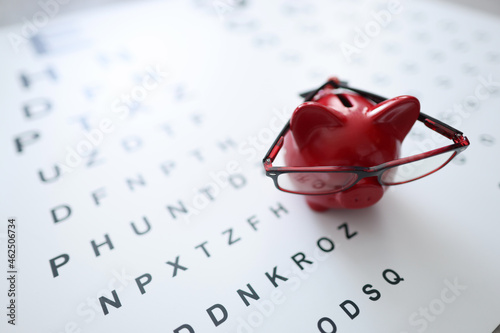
<box><xmin>0</xmin><ymin>0</ymin><xmax>500</xmax><ymax>26</ymax></box>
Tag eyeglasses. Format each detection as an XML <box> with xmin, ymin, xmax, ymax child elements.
<box><xmin>263</xmin><ymin>80</ymin><xmax>470</xmax><ymax>195</ymax></box>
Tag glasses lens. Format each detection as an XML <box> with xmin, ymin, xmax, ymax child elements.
<box><xmin>380</xmin><ymin>151</ymin><xmax>457</xmax><ymax>185</ymax></box>
<box><xmin>277</xmin><ymin>172</ymin><xmax>358</xmax><ymax>194</ymax></box>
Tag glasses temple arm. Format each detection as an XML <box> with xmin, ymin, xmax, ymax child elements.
<box><xmin>299</xmin><ymin>80</ymin><xmax>349</xmax><ymax>99</ymax></box>
<box><xmin>336</xmin><ymin>83</ymin><xmax>388</xmax><ymax>104</ymax></box>
<box><xmin>263</xmin><ymin>120</ymin><xmax>289</xmax><ymax>164</ymax></box>
<box><xmin>300</xmin><ymin>81</ymin><xmax>387</xmax><ymax>103</ymax></box>
<box><xmin>418</xmin><ymin>112</ymin><xmax>463</xmax><ymax>140</ymax></box>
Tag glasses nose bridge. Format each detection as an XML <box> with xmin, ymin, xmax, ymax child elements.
<box><xmin>353</xmin><ymin>169</ymin><xmax>384</xmax><ymax>186</ymax></box>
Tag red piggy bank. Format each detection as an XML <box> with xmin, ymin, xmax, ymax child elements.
<box><xmin>284</xmin><ymin>82</ymin><xmax>420</xmax><ymax>211</ymax></box>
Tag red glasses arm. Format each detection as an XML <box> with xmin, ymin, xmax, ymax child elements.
<box><xmin>418</xmin><ymin>112</ymin><xmax>463</xmax><ymax>141</ymax></box>
<box><xmin>263</xmin><ymin>121</ymin><xmax>288</xmax><ymax>165</ymax></box>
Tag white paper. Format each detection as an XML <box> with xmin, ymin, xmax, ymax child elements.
<box><xmin>1</xmin><ymin>0</ymin><xmax>499</xmax><ymax>332</ymax></box>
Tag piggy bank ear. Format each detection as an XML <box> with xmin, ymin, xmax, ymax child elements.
<box><xmin>290</xmin><ymin>101</ymin><xmax>347</xmax><ymax>150</ymax></box>
<box><xmin>369</xmin><ymin>95</ymin><xmax>420</xmax><ymax>142</ymax></box>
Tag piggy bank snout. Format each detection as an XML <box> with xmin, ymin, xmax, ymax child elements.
<box><xmin>338</xmin><ymin>179</ymin><xmax>384</xmax><ymax>209</ymax></box>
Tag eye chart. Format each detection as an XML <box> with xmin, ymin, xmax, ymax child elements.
<box><xmin>1</xmin><ymin>0</ymin><xmax>500</xmax><ymax>332</ymax></box>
